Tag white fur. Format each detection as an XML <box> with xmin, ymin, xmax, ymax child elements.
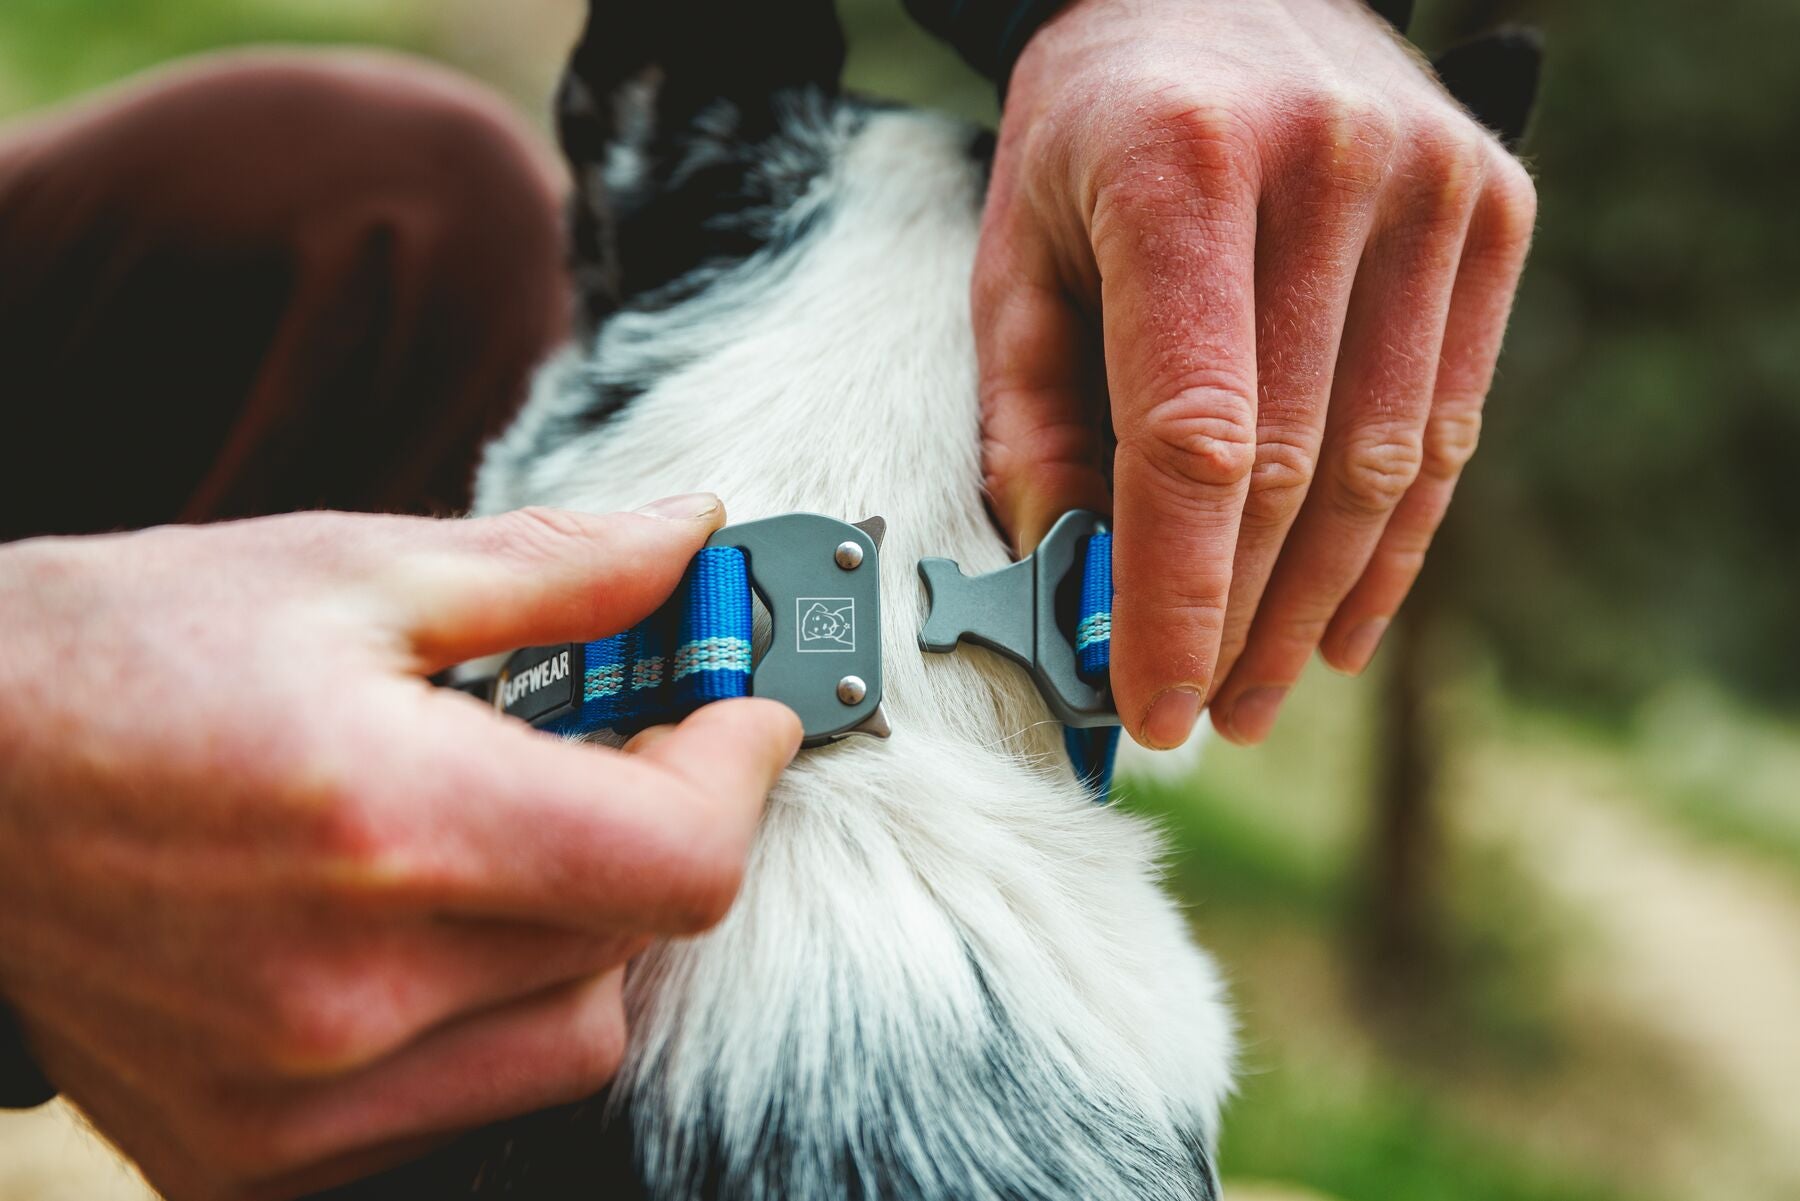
<box><xmin>476</xmin><ymin>107</ymin><xmax>1233</xmax><ymax>1200</ymax></box>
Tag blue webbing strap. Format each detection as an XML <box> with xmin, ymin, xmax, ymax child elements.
<box><xmin>541</xmin><ymin>547</ymin><xmax>753</xmax><ymax>738</ymax></box>
<box><xmin>1064</xmin><ymin>532</ymin><xmax>1121</xmax><ymax>802</ymax></box>
<box><xmin>1075</xmin><ymin>531</ymin><xmax>1112</xmax><ymax>678</ymax></box>
<box><xmin>522</xmin><ymin>534</ymin><xmax>1118</xmax><ymax>800</ymax></box>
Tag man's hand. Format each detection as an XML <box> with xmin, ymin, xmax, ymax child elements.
<box><xmin>977</xmin><ymin>0</ymin><xmax>1537</xmax><ymax>747</ymax></box>
<box><xmin>0</xmin><ymin>498</ymin><xmax>800</xmax><ymax>1201</ymax></box>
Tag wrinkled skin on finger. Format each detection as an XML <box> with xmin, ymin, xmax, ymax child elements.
<box><xmin>976</xmin><ymin>0</ymin><xmax>1537</xmax><ymax>748</ymax></box>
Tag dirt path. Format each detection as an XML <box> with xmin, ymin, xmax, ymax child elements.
<box><xmin>1460</xmin><ymin>740</ymin><xmax>1800</xmax><ymax>1201</ymax></box>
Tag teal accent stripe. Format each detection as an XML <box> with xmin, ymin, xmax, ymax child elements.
<box><xmin>1075</xmin><ymin>611</ymin><xmax>1111</xmax><ymax>652</ymax></box>
<box><xmin>673</xmin><ymin>636</ymin><xmax>753</xmax><ymax>680</ymax></box>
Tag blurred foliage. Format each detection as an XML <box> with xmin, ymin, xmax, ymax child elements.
<box><xmin>1225</xmin><ymin>1071</ymin><xmax>1629</xmax><ymax>1201</ymax></box>
<box><xmin>1422</xmin><ymin>0</ymin><xmax>1800</xmax><ymax>718</ymax></box>
<box><xmin>0</xmin><ymin>0</ymin><xmax>423</xmax><ymax>113</ymax></box>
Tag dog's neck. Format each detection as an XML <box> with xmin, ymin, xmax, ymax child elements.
<box><xmin>478</xmin><ymin>107</ymin><xmax>1049</xmax><ymax>757</ymax></box>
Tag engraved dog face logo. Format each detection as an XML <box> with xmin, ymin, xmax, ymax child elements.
<box><xmin>796</xmin><ymin>598</ymin><xmax>855</xmax><ymax>651</ymax></box>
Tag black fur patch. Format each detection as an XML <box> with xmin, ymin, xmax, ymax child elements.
<box><xmin>557</xmin><ymin>0</ymin><xmax>848</xmax><ymax>332</ymax></box>
<box><xmin>303</xmin><ymin>1098</ymin><xmax>628</xmax><ymax>1199</ymax></box>
<box><xmin>601</xmin><ymin>97</ymin><xmax>850</xmax><ymax>319</ymax></box>
<box><xmin>509</xmin><ymin>0</ymin><xmax>876</xmax><ymax>448</ymax></box>
<box><xmin>515</xmin><ymin>99</ymin><xmax>857</xmax><ymax>455</ymax></box>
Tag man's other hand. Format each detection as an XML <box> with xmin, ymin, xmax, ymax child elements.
<box><xmin>976</xmin><ymin>0</ymin><xmax>1537</xmax><ymax>747</ymax></box>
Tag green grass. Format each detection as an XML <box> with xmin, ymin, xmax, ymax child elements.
<box><xmin>1120</xmin><ymin>772</ymin><xmax>1338</xmax><ymax>914</ymax></box>
<box><xmin>1225</xmin><ymin>1066</ymin><xmax>1644</xmax><ymax>1201</ymax></box>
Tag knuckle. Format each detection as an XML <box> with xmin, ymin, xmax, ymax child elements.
<box><xmin>1243</xmin><ymin>431</ymin><xmax>1319</xmax><ymax>528</ymax></box>
<box><xmin>1147</xmin><ymin>94</ymin><xmax>1258</xmax><ymax>170</ymax></box>
<box><xmin>258</xmin><ymin>996</ymin><xmax>350</xmax><ymax>1074</ymax></box>
<box><xmin>1386</xmin><ymin>525</ymin><xmax>1436</xmax><ymax>568</ymax></box>
<box><xmin>1268</xmin><ymin>603</ymin><xmax>1335</xmax><ymax>652</ymax></box>
<box><xmin>1016</xmin><ymin>413</ymin><xmax>1099</xmax><ymax>471</ymax></box>
<box><xmin>1095</xmin><ymin>95</ymin><xmax>1256</xmax><ymax>211</ymax></box>
<box><xmin>304</xmin><ymin>790</ymin><xmax>423</xmax><ymax>895</ymax></box>
<box><xmin>1333</xmin><ymin>432</ymin><xmax>1423</xmax><ymax>517</ymax></box>
<box><xmin>1150</xmin><ymin>588</ymin><xmax>1233</xmax><ymax>648</ymax></box>
<box><xmin>1416</xmin><ymin>115</ymin><xmax>1488</xmax><ymax>176</ymax></box>
<box><xmin>1485</xmin><ymin>152</ymin><xmax>1540</xmax><ymax>249</ymax></box>
<box><xmin>1291</xmin><ymin>89</ymin><xmax>1399</xmax><ymax>200</ymax></box>
<box><xmin>1423</xmin><ymin>401</ymin><xmax>1485</xmax><ymax>478</ymax></box>
<box><xmin>252</xmin><ymin>961</ymin><xmax>399</xmax><ymax>1075</ymax></box>
<box><xmin>1131</xmin><ymin>385</ymin><xmax>1259</xmax><ymax>491</ymax></box>
<box><xmin>304</xmin><ymin>782</ymin><xmax>384</xmax><ymax>862</ymax></box>
<box><xmin>295</xmin><ymin>774</ymin><xmax>449</xmax><ymax>903</ymax></box>
<box><xmin>981</xmin><ymin>403</ymin><xmax>1099</xmax><ymax>497</ymax></box>
<box><xmin>1405</xmin><ymin>120</ymin><xmax>1488</xmax><ymax>224</ymax></box>
<box><xmin>522</xmin><ymin>990</ymin><xmax>629</xmax><ymax>1110</ymax></box>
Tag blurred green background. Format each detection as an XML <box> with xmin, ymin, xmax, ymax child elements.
<box><xmin>2</xmin><ymin>2</ymin><xmax>1796</xmax><ymax>1201</ymax></box>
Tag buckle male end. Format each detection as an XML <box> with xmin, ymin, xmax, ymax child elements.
<box><xmin>917</xmin><ymin>509</ymin><xmax>1117</xmax><ymax>729</ymax></box>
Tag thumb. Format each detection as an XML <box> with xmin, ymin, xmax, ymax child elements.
<box><xmin>975</xmin><ymin>216</ymin><xmax>1111</xmax><ymax>554</ymax></box>
<box><xmin>382</xmin><ymin>494</ymin><xmax>727</xmax><ymax>671</ymax></box>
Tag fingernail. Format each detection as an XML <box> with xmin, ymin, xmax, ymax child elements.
<box><xmin>1142</xmin><ymin>687</ymin><xmax>1203</xmax><ymax>749</ymax></box>
<box><xmin>1337</xmin><ymin>618</ymin><xmax>1390</xmax><ymax>674</ymax></box>
<box><xmin>1225</xmin><ymin>686</ymin><xmax>1288</xmax><ymax>744</ymax></box>
<box><xmin>634</xmin><ymin>492</ymin><xmax>721</xmax><ymax>521</ymax></box>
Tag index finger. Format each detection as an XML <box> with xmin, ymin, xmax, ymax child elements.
<box><xmin>974</xmin><ymin>205</ymin><xmax>1113</xmax><ymax>556</ymax></box>
<box><xmin>332</xmin><ymin>685</ymin><xmax>801</xmax><ymax>937</ymax></box>
<box><xmin>1096</xmin><ymin>113</ymin><xmax>1262</xmax><ymax>747</ymax></box>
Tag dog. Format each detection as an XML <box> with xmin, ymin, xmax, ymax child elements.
<box><xmin>327</xmin><ymin>3</ymin><xmax>1236</xmax><ymax>1197</ymax></box>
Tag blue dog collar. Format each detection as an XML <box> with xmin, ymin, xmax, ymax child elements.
<box><xmin>488</xmin><ymin>513</ymin><xmax>889</xmax><ymax>748</ymax></box>
<box><xmin>463</xmin><ymin>509</ymin><xmax>1119</xmax><ymax>798</ymax></box>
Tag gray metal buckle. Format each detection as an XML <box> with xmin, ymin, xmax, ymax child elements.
<box><xmin>709</xmin><ymin>512</ymin><xmax>891</xmax><ymax>747</ymax></box>
<box><xmin>917</xmin><ymin>509</ymin><xmax>1118</xmax><ymax>729</ymax></box>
